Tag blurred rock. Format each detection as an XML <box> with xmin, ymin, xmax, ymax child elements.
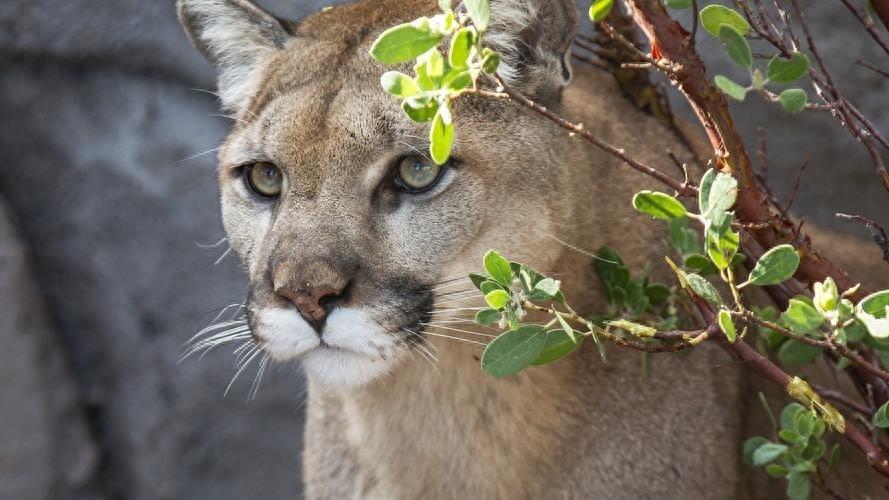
<box><xmin>0</xmin><ymin>1</ymin><xmax>886</xmax><ymax>499</ymax></box>
<box><xmin>0</xmin><ymin>196</ymin><xmax>102</xmax><ymax>499</ymax></box>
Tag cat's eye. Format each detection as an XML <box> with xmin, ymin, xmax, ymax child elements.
<box><xmin>395</xmin><ymin>156</ymin><xmax>444</xmax><ymax>192</ymax></box>
<box><xmin>245</xmin><ymin>162</ymin><xmax>283</xmax><ymax>198</ymax></box>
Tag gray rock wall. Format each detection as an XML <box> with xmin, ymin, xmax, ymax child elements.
<box><xmin>0</xmin><ymin>1</ymin><xmax>885</xmax><ymax>499</ymax></box>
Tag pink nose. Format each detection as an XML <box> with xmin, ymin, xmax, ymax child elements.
<box><xmin>275</xmin><ymin>284</ymin><xmax>344</xmax><ymax>325</ymax></box>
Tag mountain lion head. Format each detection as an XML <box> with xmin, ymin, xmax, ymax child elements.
<box><xmin>178</xmin><ymin>0</ymin><xmax>581</xmax><ymax>388</ymax></box>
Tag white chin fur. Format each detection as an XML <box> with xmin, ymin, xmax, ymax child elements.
<box><xmin>254</xmin><ymin>307</ymin><xmax>399</xmax><ymax>388</ymax></box>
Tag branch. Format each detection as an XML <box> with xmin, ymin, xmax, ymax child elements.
<box><xmin>839</xmin><ymin>0</ymin><xmax>889</xmax><ymax>57</ymax></box>
<box><xmin>836</xmin><ymin>213</ymin><xmax>889</xmax><ymax>264</ymax></box>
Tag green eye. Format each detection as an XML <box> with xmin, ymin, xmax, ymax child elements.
<box><xmin>396</xmin><ymin>156</ymin><xmax>444</xmax><ymax>192</ymax></box>
<box><xmin>245</xmin><ymin>162</ymin><xmax>283</xmax><ymax>198</ymax></box>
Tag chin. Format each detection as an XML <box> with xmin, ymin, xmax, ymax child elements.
<box><xmin>301</xmin><ymin>348</ymin><xmax>398</xmax><ymax>389</ymax></box>
<box><xmin>253</xmin><ymin>306</ymin><xmax>403</xmax><ymax>390</ymax></box>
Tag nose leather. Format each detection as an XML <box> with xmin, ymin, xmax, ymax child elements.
<box><xmin>276</xmin><ymin>284</ymin><xmax>342</xmax><ymax>324</ymax></box>
<box><xmin>272</xmin><ymin>259</ymin><xmax>351</xmax><ymax>330</ymax></box>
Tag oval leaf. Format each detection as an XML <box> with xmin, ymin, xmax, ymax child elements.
<box><xmin>777</xmin><ymin>339</ymin><xmax>822</xmax><ymax>366</ymax></box>
<box><xmin>779</xmin><ymin>88</ymin><xmax>807</xmax><ymax>114</ymax></box>
<box><xmin>475</xmin><ymin>308</ymin><xmax>501</xmax><ymax>326</ymax></box>
<box><xmin>753</xmin><ymin>442</ymin><xmax>787</xmax><ymax>466</ymax></box>
<box><xmin>532</xmin><ymin>329</ymin><xmax>583</xmax><ymax>366</ymax></box>
<box><xmin>719</xmin><ymin>24</ymin><xmax>752</xmax><ymax>68</ymax></box>
<box><xmin>706</xmin><ymin>172</ymin><xmax>739</xmax><ymax>218</ymax></box>
<box><xmin>481</xmin><ymin>325</ymin><xmax>547</xmax><ymax>377</ymax></box>
<box><xmin>715</xmin><ymin>75</ymin><xmax>747</xmax><ymax>101</ymax></box>
<box><xmin>700</xmin><ymin>5</ymin><xmax>751</xmax><ymax>37</ymax></box>
<box><xmin>718</xmin><ymin>309</ymin><xmax>737</xmax><ymax>342</ymax></box>
<box><xmin>782</xmin><ymin>299</ymin><xmax>824</xmax><ymax>334</ymax></box>
<box><xmin>449</xmin><ymin>27</ymin><xmax>474</xmax><ymax>68</ymax></box>
<box><xmin>745</xmin><ymin>244</ymin><xmax>800</xmax><ymax>286</ymax></box>
<box><xmin>369</xmin><ymin>19</ymin><xmax>443</xmax><ymax>64</ymax></box>
<box><xmin>464</xmin><ymin>0</ymin><xmax>490</xmax><ymax>31</ymax></box>
<box><xmin>688</xmin><ymin>273</ymin><xmax>723</xmax><ymax>305</ymax></box>
<box><xmin>380</xmin><ymin>71</ymin><xmax>421</xmax><ymax>98</ymax></box>
<box><xmin>589</xmin><ymin>0</ymin><xmax>614</xmax><ymax>22</ymax></box>
<box><xmin>483</xmin><ymin>250</ymin><xmax>513</xmax><ymax>286</ymax></box>
<box><xmin>484</xmin><ymin>289</ymin><xmax>510</xmax><ymax>309</ymax></box>
<box><xmin>767</xmin><ymin>52</ymin><xmax>810</xmax><ymax>84</ymax></box>
<box><xmin>874</xmin><ymin>402</ymin><xmax>889</xmax><ymax>428</ymax></box>
<box><xmin>632</xmin><ymin>190</ymin><xmax>688</xmax><ymax>220</ymax></box>
<box><xmin>429</xmin><ymin>103</ymin><xmax>454</xmax><ymax>165</ymax></box>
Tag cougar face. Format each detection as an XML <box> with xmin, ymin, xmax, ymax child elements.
<box><xmin>179</xmin><ymin>0</ymin><xmax>579</xmax><ymax>388</ymax></box>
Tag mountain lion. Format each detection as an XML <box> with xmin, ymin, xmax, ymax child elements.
<box><xmin>177</xmin><ymin>0</ymin><xmax>887</xmax><ymax>497</ymax></box>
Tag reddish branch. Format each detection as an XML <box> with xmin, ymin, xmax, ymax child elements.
<box><xmin>872</xmin><ymin>0</ymin><xmax>889</xmax><ymax>32</ymax></box>
<box><xmin>622</xmin><ymin>0</ymin><xmax>872</xmax><ymax>297</ymax></box>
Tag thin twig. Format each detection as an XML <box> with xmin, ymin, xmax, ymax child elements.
<box><xmin>836</xmin><ymin>213</ymin><xmax>889</xmax><ymax>264</ymax></box>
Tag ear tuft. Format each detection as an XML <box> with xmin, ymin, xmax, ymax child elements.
<box><xmin>177</xmin><ymin>0</ymin><xmax>290</xmax><ymax>111</ymax></box>
<box><xmin>484</xmin><ymin>0</ymin><xmax>579</xmax><ymax>103</ymax></box>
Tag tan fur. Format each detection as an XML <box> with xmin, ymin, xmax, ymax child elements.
<box><xmin>177</xmin><ymin>0</ymin><xmax>889</xmax><ymax>497</ymax></box>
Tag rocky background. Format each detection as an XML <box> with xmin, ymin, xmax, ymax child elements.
<box><xmin>0</xmin><ymin>1</ymin><xmax>886</xmax><ymax>499</ymax></box>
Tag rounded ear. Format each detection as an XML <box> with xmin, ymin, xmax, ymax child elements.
<box><xmin>485</xmin><ymin>0</ymin><xmax>579</xmax><ymax>103</ymax></box>
<box><xmin>177</xmin><ymin>0</ymin><xmax>290</xmax><ymax>111</ymax></box>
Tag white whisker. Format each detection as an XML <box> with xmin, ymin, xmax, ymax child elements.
<box><xmin>422</xmin><ymin>323</ymin><xmax>497</xmax><ymax>338</ymax></box>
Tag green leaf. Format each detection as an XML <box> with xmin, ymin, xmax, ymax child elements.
<box><xmin>474</xmin><ymin>308</ymin><xmax>501</xmax><ymax>326</ymax></box>
<box><xmin>554</xmin><ymin>311</ymin><xmax>577</xmax><ymax>342</ymax></box>
<box><xmin>448</xmin><ymin>27</ymin><xmax>474</xmax><ymax>68</ymax></box>
<box><xmin>369</xmin><ymin>18</ymin><xmax>444</xmax><ymax>64</ymax></box>
<box><xmin>779</xmin><ymin>88</ymin><xmax>807</xmax><ymax>114</ymax></box>
<box><xmin>714</xmin><ymin>75</ymin><xmax>747</xmax><ymax>101</ymax></box>
<box><xmin>719</xmin><ymin>24</ymin><xmax>752</xmax><ymax>68</ymax></box>
<box><xmin>529</xmin><ymin>278</ymin><xmax>561</xmax><ymax>301</ymax></box>
<box><xmin>632</xmin><ymin>190</ymin><xmax>688</xmax><ymax>220</ymax></box>
<box><xmin>483</xmin><ymin>250</ymin><xmax>513</xmax><ymax>286</ymax></box>
<box><xmin>589</xmin><ymin>0</ymin><xmax>614</xmax><ymax>22</ymax></box>
<box><xmin>718</xmin><ymin>309</ymin><xmax>737</xmax><ymax>342</ymax></box>
<box><xmin>380</xmin><ymin>71</ymin><xmax>421</xmax><ymax>98</ymax></box>
<box><xmin>782</xmin><ymin>299</ymin><xmax>824</xmax><ymax>334</ymax></box>
<box><xmin>442</xmin><ymin>69</ymin><xmax>472</xmax><ymax>92</ymax></box>
<box><xmin>469</xmin><ymin>272</ymin><xmax>486</xmax><ymax>290</ymax></box>
<box><xmin>786</xmin><ymin>471</ymin><xmax>811</xmax><ymax>500</ymax></box>
<box><xmin>874</xmin><ymin>402</ymin><xmax>889</xmax><ymax>428</ymax></box>
<box><xmin>481</xmin><ymin>325</ymin><xmax>547</xmax><ymax>376</ymax></box>
<box><xmin>645</xmin><ymin>283</ymin><xmax>671</xmax><ymax>306</ymax></box>
<box><xmin>780</xmin><ymin>403</ymin><xmax>806</xmax><ymax>429</ymax></box>
<box><xmin>464</xmin><ymin>0</ymin><xmax>490</xmax><ymax>31</ymax></box>
<box><xmin>699</xmin><ymin>5</ymin><xmax>751</xmax><ymax>37</ymax></box>
<box><xmin>479</xmin><ymin>280</ymin><xmax>504</xmax><ymax>295</ymax></box>
<box><xmin>705</xmin><ymin>213</ymin><xmax>739</xmax><ymax>270</ymax></box>
<box><xmin>857</xmin><ymin>290</ymin><xmax>889</xmax><ymax>317</ymax></box>
<box><xmin>743</xmin><ymin>436</ymin><xmax>769</xmax><ymax>465</ymax></box>
<box><xmin>669</xmin><ymin>218</ymin><xmax>700</xmax><ymax>256</ymax></box>
<box><xmin>706</xmin><ymin>173</ymin><xmax>739</xmax><ymax>219</ymax></box>
<box><xmin>402</xmin><ymin>95</ymin><xmax>439</xmax><ymax>122</ymax></box>
<box><xmin>856</xmin><ymin>290</ymin><xmax>889</xmax><ymax>339</ymax></box>
<box><xmin>532</xmin><ymin>329</ymin><xmax>583</xmax><ymax>366</ymax></box>
<box><xmin>594</xmin><ymin>246</ymin><xmax>624</xmax><ymax>284</ymax></box>
<box><xmin>753</xmin><ymin>442</ymin><xmax>787</xmax><ymax>466</ymax></box>
<box><xmin>767</xmin><ymin>52</ymin><xmax>810</xmax><ymax>84</ymax></box>
<box><xmin>664</xmin><ymin>0</ymin><xmax>692</xmax><ymax>9</ymax></box>
<box><xmin>698</xmin><ymin>168</ymin><xmax>716</xmax><ymax>214</ymax></box>
<box><xmin>687</xmin><ymin>273</ymin><xmax>723</xmax><ymax>305</ymax></box>
<box><xmin>813</xmin><ymin>277</ymin><xmax>839</xmax><ymax>314</ymax></box>
<box><xmin>765</xmin><ymin>464</ymin><xmax>789</xmax><ymax>478</ymax></box>
<box><xmin>778</xmin><ymin>340</ymin><xmax>822</xmax><ymax>366</ymax></box>
<box><xmin>429</xmin><ymin>103</ymin><xmax>454</xmax><ymax>165</ymax></box>
<box><xmin>685</xmin><ymin>254</ymin><xmax>718</xmax><ymax>275</ymax></box>
<box><xmin>744</xmin><ymin>244</ymin><xmax>800</xmax><ymax>286</ymax></box>
<box><xmin>485</xmin><ymin>289</ymin><xmax>510</xmax><ymax>309</ymax></box>
<box><xmin>481</xmin><ymin>48</ymin><xmax>500</xmax><ymax>74</ymax></box>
